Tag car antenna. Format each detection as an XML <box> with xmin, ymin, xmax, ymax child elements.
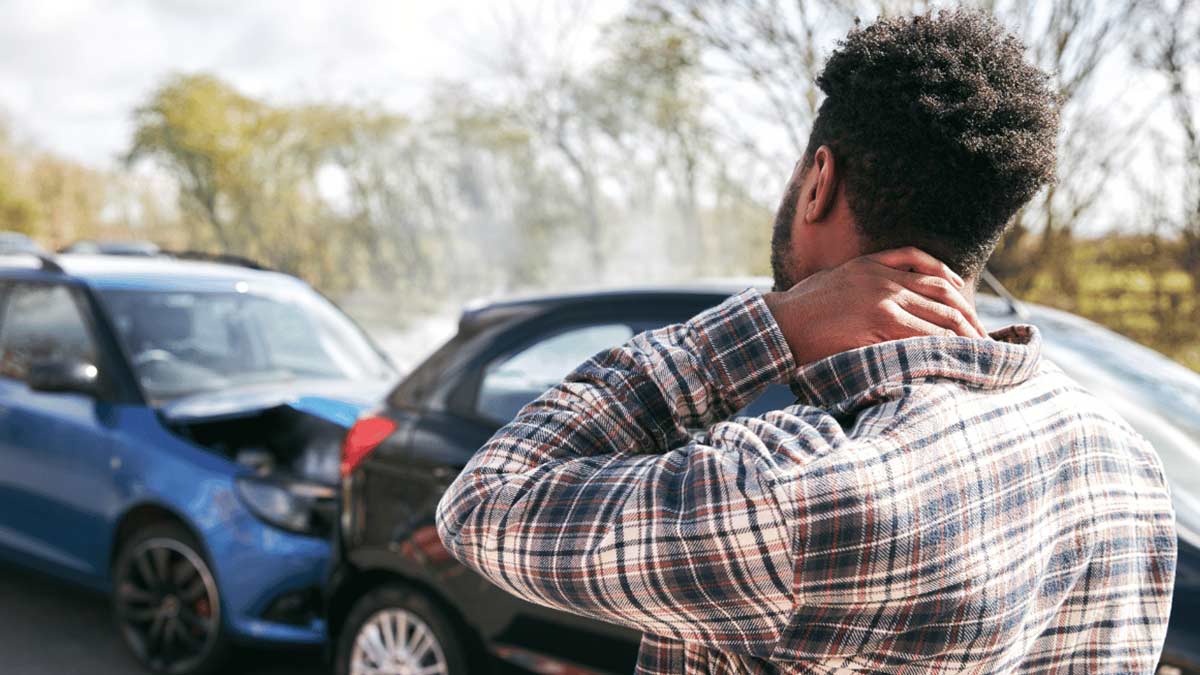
<box><xmin>980</xmin><ymin>268</ymin><xmax>1028</xmax><ymax>320</ymax></box>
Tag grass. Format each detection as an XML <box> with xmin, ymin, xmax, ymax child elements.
<box><xmin>1012</xmin><ymin>239</ymin><xmax>1199</xmax><ymax>374</ymax></box>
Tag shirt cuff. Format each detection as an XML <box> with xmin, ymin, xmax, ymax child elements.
<box><xmin>689</xmin><ymin>287</ymin><xmax>796</xmax><ymax>411</ymax></box>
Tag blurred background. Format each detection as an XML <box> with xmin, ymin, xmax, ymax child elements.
<box><xmin>0</xmin><ymin>0</ymin><xmax>1197</xmax><ymax>371</ymax></box>
<box><xmin>1</xmin><ymin>2</ymin><xmax>1198</xmax><ymax>674</ymax></box>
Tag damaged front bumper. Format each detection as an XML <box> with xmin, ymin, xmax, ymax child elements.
<box><xmin>149</xmin><ymin>380</ymin><xmax>392</xmax><ymax>645</ymax></box>
<box><xmin>206</xmin><ymin>494</ymin><xmax>332</xmax><ymax>645</ymax></box>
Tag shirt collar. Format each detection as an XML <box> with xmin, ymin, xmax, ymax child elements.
<box><xmin>787</xmin><ymin>324</ymin><xmax>1043</xmax><ymax>414</ymax></box>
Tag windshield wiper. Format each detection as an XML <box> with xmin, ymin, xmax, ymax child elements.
<box><xmin>980</xmin><ymin>268</ymin><xmax>1029</xmax><ymax>320</ymax></box>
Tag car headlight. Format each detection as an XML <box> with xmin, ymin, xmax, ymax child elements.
<box><xmin>236</xmin><ymin>476</ymin><xmax>337</xmax><ymax>536</ymax></box>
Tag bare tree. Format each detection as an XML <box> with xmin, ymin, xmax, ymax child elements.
<box><xmin>983</xmin><ymin>0</ymin><xmax>1146</xmax><ymax>300</ymax></box>
<box><xmin>627</xmin><ymin>0</ymin><xmax>858</xmax><ymax>173</ymax></box>
<box><xmin>470</xmin><ymin>1</ymin><xmax>622</xmax><ymax>274</ymax></box>
<box><xmin>629</xmin><ymin>0</ymin><xmax>1147</xmax><ymax>300</ymax></box>
<box><xmin>1136</xmin><ymin>0</ymin><xmax>1200</xmax><ymax>318</ymax></box>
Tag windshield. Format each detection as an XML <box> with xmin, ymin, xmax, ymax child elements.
<box><xmin>99</xmin><ymin>286</ymin><xmax>394</xmax><ymax>402</ymax></box>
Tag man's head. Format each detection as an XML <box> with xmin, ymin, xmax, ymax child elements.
<box><xmin>771</xmin><ymin>10</ymin><xmax>1060</xmax><ymax>292</ymax></box>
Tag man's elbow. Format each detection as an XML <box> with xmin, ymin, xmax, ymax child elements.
<box><xmin>434</xmin><ymin>477</ymin><xmax>469</xmax><ymax>560</ymax></box>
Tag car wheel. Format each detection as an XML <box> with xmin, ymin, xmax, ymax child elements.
<box><xmin>336</xmin><ymin>584</ymin><xmax>475</xmax><ymax>675</ymax></box>
<box><xmin>111</xmin><ymin>522</ymin><xmax>230</xmax><ymax>675</ymax></box>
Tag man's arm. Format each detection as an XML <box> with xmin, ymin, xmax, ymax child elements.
<box><xmin>435</xmin><ymin>248</ymin><xmax>981</xmax><ymax>655</ymax></box>
<box><xmin>435</xmin><ymin>288</ymin><xmax>807</xmax><ymax>655</ymax></box>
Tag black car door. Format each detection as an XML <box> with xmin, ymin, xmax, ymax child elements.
<box><xmin>401</xmin><ymin>304</ymin><xmax>799</xmax><ymax>673</ymax></box>
<box><xmin>413</xmin><ymin>315</ymin><xmax>649</xmax><ymax>672</ymax></box>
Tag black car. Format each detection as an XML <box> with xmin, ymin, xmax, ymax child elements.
<box><xmin>327</xmin><ymin>280</ymin><xmax>1200</xmax><ymax>675</ymax></box>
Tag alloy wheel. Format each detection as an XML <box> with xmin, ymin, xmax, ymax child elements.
<box><xmin>350</xmin><ymin>608</ymin><xmax>450</xmax><ymax>675</ymax></box>
<box><xmin>114</xmin><ymin>537</ymin><xmax>220</xmax><ymax>674</ymax></box>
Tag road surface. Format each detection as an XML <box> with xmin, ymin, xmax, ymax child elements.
<box><xmin>0</xmin><ymin>560</ymin><xmax>324</xmax><ymax>675</ymax></box>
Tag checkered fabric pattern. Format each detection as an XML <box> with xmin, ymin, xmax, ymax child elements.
<box><xmin>436</xmin><ymin>287</ymin><xmax>1177</xmax><ymax>674</ymax></box>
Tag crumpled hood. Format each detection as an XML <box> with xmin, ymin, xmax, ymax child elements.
<box><xmin>159</xmin><ymin>378</ymin><xmax>392</xmax><ymax>427</ymax></box>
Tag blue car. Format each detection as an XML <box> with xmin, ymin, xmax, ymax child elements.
<box><xmin>0</xmin><ymin>252</ymin><xmax>396</xmax><ymax>674</ymax></box>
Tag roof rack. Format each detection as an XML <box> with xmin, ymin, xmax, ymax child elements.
<box><xmin>35</xmin><ymin>252</ymin><xmax>63</xmax><ymax>273</ymax></box>
<box><xmin>0</xmin><ymin>251</ymin><xmax>64</xmax><ymax>274</ymax></box>
<box><xmin>166</xmin><ymin>250</ymin><xmax>272</xmax><ymax>271</ymax></box>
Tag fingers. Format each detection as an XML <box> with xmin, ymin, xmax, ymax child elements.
<box><xmin>865</xmin><ymin>246</ymin><xmax>965</xmax><ymax>288</ymax></box>
<box><xmin>892</xmin><ymin>311</ymin><xmax>963</xmax><ymax>341</ymax></box>
<box><xmin>873</xmin><ymin>267</ymin><xmax>987</xmax><ymax>337</ymax></box>
<box><xmin>892</xmin><ymin>289</ymin><xmax>981</xmax><ymax>338</ymax></box>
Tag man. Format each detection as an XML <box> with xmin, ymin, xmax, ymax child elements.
<box><xmin>436</xmin><ymin>10</ymin><xmax>1176</xmax><ymax>674</ymax></box>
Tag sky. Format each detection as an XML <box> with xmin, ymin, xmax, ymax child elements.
<box><xmin>0</xmin><ymin>0</ymin><xmax>595</xmax><ymax>166</ymax></box>
<box><xmin>0</xmin><ymin>0</ymin><xmax>1184</xmax><ymax>236</ymax></box>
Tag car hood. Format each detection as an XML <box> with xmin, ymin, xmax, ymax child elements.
<box><xmin>158</xmin><ymin>378</ymin><xmax>392</xmax><ymax>427</ymax></box>
<box><xmin>979</xmin><ymin>296</ymin><xmax>1200</xmax><ymax>548</ymax></box>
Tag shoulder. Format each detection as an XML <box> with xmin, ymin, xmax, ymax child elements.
<box><xmin>1033</xmin><ymin>359</ymin><xmax>1149</xmax><ymax>444</ymax></box>
<box><xmin>1026</xmin><ymin>360</ymin><xmax>1171</xmax><ymax>500</ymax></box>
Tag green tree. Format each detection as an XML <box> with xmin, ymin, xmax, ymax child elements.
<box><xmin>127</xmin><ymin>74</ymin><xmax>384</xmax><ymax>291</ymax></box>
<box><xmin>0</xmin><ymin>121</ymin><xmax>39</xmax><ymax>236</ymax></box>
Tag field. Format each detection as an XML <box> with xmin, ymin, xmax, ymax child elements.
<box><xmin>1012</xmin><ymin>237</ymin><xmax>1198</xmax><ymax>373</ymax></box>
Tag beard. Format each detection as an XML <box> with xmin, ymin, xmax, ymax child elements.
<box><xmin>769</xmin><ymin>179</ymin><xmax>803</xmax><ymax>292</ymax></box>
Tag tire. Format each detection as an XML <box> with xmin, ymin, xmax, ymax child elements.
<box><xmin>336</xmin><ymin>584</ymin><xmax>477</xmax><ymax>675</ymax></box>
<box><xmin>111</xmin><ymin>521</ymin><xmax>231</xmax><ymax>675</ymax></box>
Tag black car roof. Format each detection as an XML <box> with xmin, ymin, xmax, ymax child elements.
<box><xmin>458</xmin><ymin>279</ymin><xmax>771</xmax><ymax>335</ymax></box>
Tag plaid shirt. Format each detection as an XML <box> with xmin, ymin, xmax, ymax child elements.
<box><xmin>436</xmin><ymin>288</ymin><xmax>1177</xmax><ymax>674</ymax></box>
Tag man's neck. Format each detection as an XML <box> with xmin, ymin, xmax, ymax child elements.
<box><xmin>961</xmin><ymin>278</ymin><xmax>978</xmax><ymax>307</ymax></box>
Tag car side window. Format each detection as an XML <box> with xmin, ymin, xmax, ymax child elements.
<box><xmin>0</xmin><ymin>284</ymin><xmax>97</xmax><ymax>383</ymax></box>
<box><xmin>476</xmin><ymin>323</ymin><xmax>635</xmax><ymax>423</ymax></box>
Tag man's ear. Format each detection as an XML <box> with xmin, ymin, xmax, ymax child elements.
<box><xmin>806</xmin><ymin>145</ymin><xmax>839</xmax><ymax>223</ymax></box>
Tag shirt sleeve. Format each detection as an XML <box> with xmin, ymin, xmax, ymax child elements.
<box><xmin>435</xmin><ymin>288</ymin><xmax>836</xmax><ymax>656</ymax></box>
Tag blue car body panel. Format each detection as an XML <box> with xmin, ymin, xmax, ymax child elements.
<box><xmin>0</xmin><ymin>382</ymin><xmax>119</xmax><ymax>583</ymax></box>
<box><xmin>0</xmin><ymin>254</ymin><xmax>393</xmax><ymax>646</ymax></box>
<box><xmin>105</xmin><ymin>405</ymin><xmax>335</xmax><ymax>644</ymax></box>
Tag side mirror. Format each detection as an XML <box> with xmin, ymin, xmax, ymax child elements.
<box><xmin>27</xmin><ymin>360</ymin><xmax>101</xmax><ymax>397</ymax></box>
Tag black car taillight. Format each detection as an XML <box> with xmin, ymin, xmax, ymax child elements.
<box><xmin>340</xmin><ymin>415</ymin><xmax>397</xmax><ymax>477</ymax></box>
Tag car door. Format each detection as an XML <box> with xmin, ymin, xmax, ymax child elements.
<box><xmin>402</xmin><ymin>319</ymin><xmax>646</xmax><ymax>570</ymax></box>
<box><xmin>417</xmin><ymin>316</ymin><xmax>649</xmax><ymax>672</ymax></box>
<box><xmin>398</xmin><ymin>305</ymin><xmax>799</xmax><ymax>672</ymax></box>
<box><xmin>0</xmin><ymin>281</ymin><xmax>118</xmax><ymax>581</ymax></box>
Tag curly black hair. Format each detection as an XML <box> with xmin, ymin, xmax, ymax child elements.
<box><xmin>804</xmin><ymin>9</ymin><xmax>1060</xmax><ymax>277</ymax></box>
